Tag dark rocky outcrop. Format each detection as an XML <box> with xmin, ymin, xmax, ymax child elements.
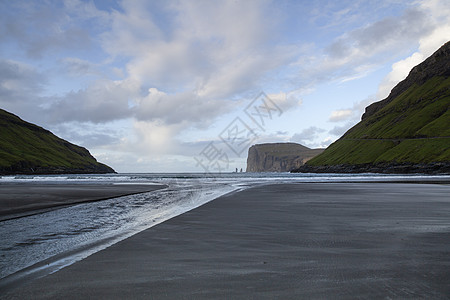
<box><xmin>0</xmin><ymin>108</ymin><xmax>115</xmax><ymax>175</ymax></box>
<box><xmin>246</xmin><ymin>143</ymin><xmax>323</xmax><ymax>172</ymax></box>
<box><xmin>296</xmin><ymin>162</ymin><xmax>450</xmax><ymax>175</ymax></box>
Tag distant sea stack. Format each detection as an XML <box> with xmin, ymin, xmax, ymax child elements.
<box><xmin>293</xmin><ymin>41</ymin><xmax>450</xmax><ymax>174</ymax></box>
<box><xmin>0</xmin><ymin>108</ymin><xmax>115</xmax><ymax>175</ymax></box>
<box><xmin>246</xmin><ymin>143</ymin><xmax>324</xmax><ymax>172</ymax></box>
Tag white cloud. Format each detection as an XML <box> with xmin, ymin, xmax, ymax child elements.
<box><xmin>329</xmin><ymin>122</ymin><xmax>355</xmax><ymax>136</ymax></box>
<box><xmin>0</xmin><ymin>59</ymin><xmax>47</xmax><ymax>120</ymax></box>
<box><xmin>0</xmin><ymin>1</ymin><xmax>108</xmax><ymax>58</ymax></box>
<box><xmin>101</xmin><ymin>0</ymin><xmax>297</xmax><ymax>100</ymax></box>
<box><xmin>45</xmin><ymin>78</ymin><xmax>139</xmax><ymax>124</ymax></box>
<box><xmin>64</xmin><ymin>0</ymin><xmax>302</xmax><ymax>155</ymax></box>
<box><xmin>130</xmin><ymin>120</ymin><xmax>179</xmax><ymax>156</ymax></box>
<box><xmin>377</xmin><ymin>0</ymin><xmax>450</xmax><ymax>99</ymax></box>
<box><xmin>318</xmin><ymin>136</ymin><xmax>334</xmax><ymax>148</ymax></box>
<box><xmin>267</xmin><ymin>91</ymin><xmax>303</xmax><ymax>112</ymax></box>
<box><xmin>52</xmin><ymin>121</ymin><xmax>123</xmax><ymax>148</ymax></box>
<box><xmin>60</xmin><ymin>57</ymin><xmax>100</xmax><ymax>77</ymax></box>
<box><xmin>135</xmin><ymin>88</ymin><xmax>235</xmax><ymax>126</ymax></box>
<box><xmin>328</xmin><ymin>96</ymin><xmax>375</xmax><ymax>124</ymax></box>
<box><xmin>298</xmin><ymin>4</ymin><xmax>435</xmax><ymax>87</ymax></box>
<box><xmin>291</xmin><ymin>126</ymin><xmax>326</xmax><ymax>144</ymax></box>
<box><xmin>0</xmin><ymin>59</ymin><xmax>44</xmax><ymax>96</ymax></box>
<box><xmin>329</xmin><ymin>109</ymin><xmax>353</xmax><ymax>122</ymax></box>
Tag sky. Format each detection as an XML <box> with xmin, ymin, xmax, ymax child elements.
<box><xmin>1</xmin><ymin>0</ymin><xmax>449</xmax><ymax>173</ymax></box>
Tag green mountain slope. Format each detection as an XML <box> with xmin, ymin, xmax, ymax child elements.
<box><xmin>294</xmin><ymin>41</ymin><xmax>450</xmax><ymax>174</ymax></box>
<box><xmin>0</xmin><ymin>109</ymin><xmax>115</xmax><ymax>175</ymax></box>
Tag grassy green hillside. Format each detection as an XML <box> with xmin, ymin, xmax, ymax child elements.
<box><xmin>0</xmin><ymin>109</ymin><xmax>115</xmax><ymax>174</ymax></box>
<box><xmin>307</xmin><ymin>76</ymin><xmax>450</xmax><ymax>167</ymax></box>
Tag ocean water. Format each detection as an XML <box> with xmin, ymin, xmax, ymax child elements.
<box><xmin>1</xmin><ymin>172</ymin><xmax>449</xmax><ymax>284</ymax></box>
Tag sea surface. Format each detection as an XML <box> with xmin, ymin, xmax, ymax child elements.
<box><xmin>1</xmin><ymin>172</ymin><xmax>449</xmax><ymax>286</ymax></box>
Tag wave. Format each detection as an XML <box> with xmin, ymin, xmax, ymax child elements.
<box><xmin>2</xmin><ymin>172</ymin><xmax>449</xmax><ymax>183</ymax></box>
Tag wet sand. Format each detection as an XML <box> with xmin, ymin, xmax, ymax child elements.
<box><xmin>2</xmin><ymin>183</ymin><xmax>450</xmax><ymax>299</ymax></box>
<box><xmin>0</xmin><ymin>183</ymin><xmax>166</xmax><ymax>221</ymax></box>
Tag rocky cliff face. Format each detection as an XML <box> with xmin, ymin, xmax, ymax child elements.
<box><xmin>246</xmin><ymin>143</ymin><xmax>324</xmax><ymax>172</ymax></box>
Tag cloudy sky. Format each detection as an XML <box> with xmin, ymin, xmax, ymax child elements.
<box><xmin>1</xmin><ymin>0</ymin><xmax>449</xmax><ymax>172</ymax></box>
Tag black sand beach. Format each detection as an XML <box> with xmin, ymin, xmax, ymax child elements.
<box><xmin>2</xmin><ymin>182</ymin><xmax>450</xmax><ymax>299</ymax></box>
<box><xmin>0</xmin><ymin>183</ymin><xmax>166</xmax><ymax>221</ymax></box>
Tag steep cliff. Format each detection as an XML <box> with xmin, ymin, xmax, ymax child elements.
<box><xmin>293</xmin><ymin>41</ymin><xmax>450</xmax><ymax>174</ymax></box>
<box><xmin>0</xmin><ymin>108</ymin><xmax>115</xmax><ymax>175</ymax></box>
<box><xmin>246</xmin><ymin>143</ymin><xmax>324</xmax><ymax>172</ymax></box>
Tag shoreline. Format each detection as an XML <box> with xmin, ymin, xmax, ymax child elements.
<box><xmin>0</xmin><ymin>184</ymin><xmax>245</xmax><ymax>294</ymax></box>
<box><xmin>0</xmin><ymin>183</ymin><xmax>167</xmax><ymax>221</ymax></box>
<box><xmin>2</xmin><ymin>181</ymin><xmax>450</xmax><ymax>299</ymax></box>
<box><xmin>292</xmin><ymin>162</ymin><xmax>450</xmax><ymax>174</ymax></box>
